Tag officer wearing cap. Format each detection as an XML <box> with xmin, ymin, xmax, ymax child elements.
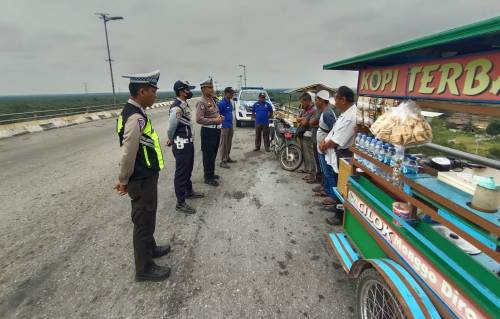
<box><xmin>251</xmin><ymin>92</ymin><xmax>273</xmax><ymax>151</ymax></box>
<box><xmin>218</xmin><ymin>87</ymin><xmax>237</xmax><ymax>168</ymax></box>
<box><xmin>195</xmin><ymin>78</ymin><xmax>224</xmax><ymax>186</ymax></box>
<box><xmin>114</xmin><ymin>70</ymin><xmax>171</xmax><ymax>282</ymax></box>
<box><xmin>167</xmin><ymin>81</ymin><xmax>205</xmax><ymax>214</ymax></box>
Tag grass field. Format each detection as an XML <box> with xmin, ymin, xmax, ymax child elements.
<box><xmin>0</xmin><ymin>92</ymin><xmax>180</xmax><ymax>115</ymax></box>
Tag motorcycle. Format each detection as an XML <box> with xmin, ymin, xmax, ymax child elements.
<box><xmin>269</xmin><ymin>118</ymin><xmax>303</xmax><ymax>171</ymax></box>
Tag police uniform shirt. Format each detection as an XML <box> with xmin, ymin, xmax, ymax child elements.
<box><xmin>119</xmin><ymin>99</ymin><xmax>148</xmax><ymax>185</ymax></box>
<box><xmin>167</xmin><ymin>97</ymin><xmax>193</xmax><ymax>141</ymax></box>
<box><xmin>195</xmin><ymin>96</ymin><xmax>221</xmax><ymax>126</ymax></box>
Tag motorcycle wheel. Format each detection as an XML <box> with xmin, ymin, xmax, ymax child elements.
<box><xmin>279</xmin><ymin>144</ymin><xmax>303</xmax><ymax>171</ymax></box>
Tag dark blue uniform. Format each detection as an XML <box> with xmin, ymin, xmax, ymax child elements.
<box><xmin>168</xmin><ymin>98</ymin><xmax>195</xmax><ymax>204</ymax></box>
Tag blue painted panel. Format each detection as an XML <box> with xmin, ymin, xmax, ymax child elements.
<box><xmin>332</xmin><ymin>187</ymin><xmax>345</xmax><ymax>203</ymax></box>
<box><xmin>349</xmin><ymin>177</ymin><xmax>500</xmax><ymax>305</ymax></box>
<box><xmin>329</xmin><ymin>233</ymin><xmax>353</xmax><ymax>270</ymax></box>
<box><xmin>384</xmin><ymin>259</ymin><xmax>441</xmax><ymax>318</ymax></box>
<box><xmin>371</xmin><ymin>259</ymin><xmax>427</xmax><ymax>318</ymax></box>
<box><xmin>408</xmin><ymin>175</ymin><xmax>499</xmax><ymax>227</ymax></box>
<box><xmin>336</xmin><ymin>233</ymin><xmax>359</xmax><ymax>262</ymax></box>
<box><xmin>436</xmin><ymin>208</ymin><xmax>497</xmax><ymax>251</ymax></box>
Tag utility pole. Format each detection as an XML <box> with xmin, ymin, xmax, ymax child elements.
<box><xmin>96</xmin><ymin>13</ymin><xmax>123</xmax><ymax>107</ymax></box>
<box><xmin>238</xmin><ymin>64</ymin><xmax>247</xmax><ymax>87</ymax></box>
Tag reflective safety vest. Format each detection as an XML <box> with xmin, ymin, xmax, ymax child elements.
<box><xmin>116</xmin><ymin>103</ymin><xmax>164</xmax><ymax>172</ymax></box>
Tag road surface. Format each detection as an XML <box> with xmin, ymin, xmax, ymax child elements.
<box><xmin>0</xmin><ymin>101</ymin><xmax>355</xmax><ymax>318</ymax></box>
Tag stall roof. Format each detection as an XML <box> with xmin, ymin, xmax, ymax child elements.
<box><xmin>323</xmin><ymin>16</ymin><xmax>500</xmax><ymax>70</ymax></box>
<box><xmin>284</xmin><ymin>83</ymin><xmax>337</xmax><ymax>94</ymax></box>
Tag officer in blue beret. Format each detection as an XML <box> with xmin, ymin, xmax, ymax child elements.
<box><xmin>166</xmin><ymin>81</ymin><xmax>205</xmax><ymax>214</ymax></box>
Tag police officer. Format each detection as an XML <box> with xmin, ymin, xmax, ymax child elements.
<box><xmin>167</xmin><ymin>81</ymin><xmax>205</xmax><ymax>214</ymax></box>
<box><xmin>114</xmin><ymin>70</ymin><xmax>171</xmax><ymax>282</ymax></box>
<box><xmin>195</xmin><ymin>78</ymin><xmax>224</xmax><ymax>186</ymax></box>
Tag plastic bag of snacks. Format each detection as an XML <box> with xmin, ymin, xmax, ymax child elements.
<box><xmin>370</xmin><ymin>100</ymin><xmax>432</xmax><ymax>146</ymax></box>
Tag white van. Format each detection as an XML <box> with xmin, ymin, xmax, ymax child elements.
<box><xmin>234</xmin><ymin>87</ymin><xmax>275</xmax><ymax>127</ymax></box>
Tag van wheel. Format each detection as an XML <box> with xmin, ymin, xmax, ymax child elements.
<box><xmin>356</xmin><ymin>268</ymin><xmax>406</xmax><ymax>319</ymax></box>
<box><xmin>236</xmin><ymin>120</ymin><xmax>242</xmax><ymax>127</ymax></box>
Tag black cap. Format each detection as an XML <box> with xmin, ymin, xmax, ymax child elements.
<box><xmin>173</xmin><ymin>80</ymin><xmax>195</xmax><ymax>93</ymax></box>
<box><xmin>224</xmin><ymin>87</ymin><xmax>235</xmax><ymax>94</ymax></box>
<box><xmin>258</xmin><ymin>92</ymin><xmax>266</xmax><ymax>97</ymax></box>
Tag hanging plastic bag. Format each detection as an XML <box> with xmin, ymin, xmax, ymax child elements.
<box><xmin>370</xmin><ymin>100</ymin><xmax>432</xmax><ymax>146</ymax></box>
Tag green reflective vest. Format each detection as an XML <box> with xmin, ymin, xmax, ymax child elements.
<box><xmin>116</xmin><ymin>103</ymin><xmax>164</xmax><ymax>172</ymax></box>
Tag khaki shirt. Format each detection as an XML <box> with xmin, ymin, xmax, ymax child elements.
<box><xmin>196</xmin><ymin>96</ymin><xmax>220</xmax><ymax>125</ymax></box>
<box><xmin>119</xmin><ymin>99</ymin><xmax>146</xmax><ymax>185</ymax></box>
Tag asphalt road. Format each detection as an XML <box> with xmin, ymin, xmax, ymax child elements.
<box><xmin>0</xmin><ymin>101</ymin><xmax>355</xmax><ymax>319</ymax></box>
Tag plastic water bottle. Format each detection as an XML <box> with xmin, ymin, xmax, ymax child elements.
<box><xmin>363</xmin><ymin>137</ymin><xmax>372</xmax><ymax>167</ymax></box>
<box><xmin>381</xmin><ymin>145</ymin><xmax>390</xmax><ymax>180</ymax></box>
<box><xmin>403</xmin><ymin>155</ymin><xmax>418</xmax><ymax>177</ymax></box>
<box><xmin>376</xmin><ymin>141</ymin><xmax>385</xmax><ymax>163</ymax></box>
<box><xmin>354</xmin><ymin>133</ymin><xmax>362</xmax><ymax>162</ymax></box>
<box><xmin>368</xmin><ymin>138</ymin><xmax>377</xmax><ymax>171</ymax></box>
<box><xmin>383</xmin><ymin>145</ymin><xmax>390</xmax><ymax>165</ymax></box>
<box><xmin>392</xmin><ymin>147</ymin><xmax>405</xmax><ymax>187</ymax></box>
<box><xmin>376</xmin><ymin>142</ymin><xmax>386</xmax><ymax>176</ymax></box>
<box><xmin>372</xmin><ymin>141</ymin><xmax>382</xmax><ymax>174</ymax></box>
<box><xmin>363</xmin><ymin>136</ymin><xmax>371</xmax><ymax>154</ymax></box>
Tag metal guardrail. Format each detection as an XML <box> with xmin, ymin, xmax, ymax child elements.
<box><xmin>0</xmin><ymin>100</ymin><xmax>170</xmax><ymax>125</ymax></box>
<box><xmin>426</xmin><ymin>142</ymin><xmax>500</xmax><ymax>170</ymax></box>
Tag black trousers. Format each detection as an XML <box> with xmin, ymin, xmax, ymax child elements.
<box><xmin>200</xmin><ymin>127</ymin><xmax>221</xmax><ymax>180</ymax></box>
<box><xmin>172</xmin><ymin>142</ymin><xmax>194</xmax><ymax>203</ymax></box>
<box><xmin>127</xmin><ymin>174</ymin><xmax>159</xmax><ymax>274</ymax></box>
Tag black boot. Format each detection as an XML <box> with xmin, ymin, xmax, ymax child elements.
<box><xmin>325</xmin><ymin>214</ymin><xmax>342</xmax><ymax>226</ymax></box>
<box><xmin>176</xmin><ymin>202</ymin><xmax>196</xmax><ymax>214</ymax></box>
<box><xmin>227</xmin><ymin>158</ymin><xmax>237</xmax><ymax>163</ymax></box>
<box><xmin>152</xmin><ymin>244</ymin><xmax>171</xmax><ymax>258</ymax></box>
<box><xmin>135</xmin><ymin>263</ymin><xmax>171</xmax><ymax>282</ymax></box>
<box><xmin>204</xmin><ymin>179</ymin><xmax>219</xmax><ymax>186</ymax></box>
<box><xmin>220</xmin><ymin>162</ymin><xmax>230</xmax><ymax>169</ymax></box>
<box><xmin>187</xmin><ymin>191</ymin><xmax>205</xmax><ymax>199</ymax></box>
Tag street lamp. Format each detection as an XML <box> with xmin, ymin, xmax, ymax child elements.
<box><xmin>237</xmin><ymin>75</ymin><xmax>243</xmax><ymax>90</ymax></box>
<box><xmin>238</xmin><ymin>64</ymin><xmax>247</xmax><ymax>87</ymax></box>
<box><xmin>96</xmin><ymin>13</ymin><xmax>123</xmax><ymax>107</ymax></box>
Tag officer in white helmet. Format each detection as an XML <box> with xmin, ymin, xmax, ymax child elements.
<box><xmin>114</xmin><ymin>70</ymin><xmax>171</xmax><ymax>282</ymax></box>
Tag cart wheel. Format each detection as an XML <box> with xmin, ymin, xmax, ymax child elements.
<box><xmin>279</xmin><ymin>144</ymin><xmax>303</xmax><ymax>171</ymax></box>
<box><xmin>236</xmin><ymin>120</ymin><xmax>242</xmax><ymax>127</ymax></box>
<box><xmin>356</xmin><ymin>268</ymin><xmax>406</xmax><ymax>319</ymax></box>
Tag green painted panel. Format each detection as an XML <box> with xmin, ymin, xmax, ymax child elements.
<box><xmin>344</xmin><ymin>208</ymin><xmax>386</xmax><ymax>259</ymax></box>
<box><xmin>348</xmin><ymin>176</ymin><xmax>499</xmax><ymax>317</ymax></box>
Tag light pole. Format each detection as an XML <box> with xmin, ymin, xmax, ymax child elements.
<box><xmin>237</xmin><ymin>75</ymin><xmax>243</xmax><ymax>90</ymax></box>
<box><xmin>96</xmin><ymin>13</ymin><xmax>123</xmax><ymax>107</ymax></box>
<box><xmin>238</xmin><ymin>64</ymin><xmax>247</xmax><ymax>87</ymax></box>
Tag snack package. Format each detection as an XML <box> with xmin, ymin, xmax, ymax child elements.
<box><xmin>370</xmin><ymin>100</ymin><xmax>433</xmax><ymax>146</ymax></box>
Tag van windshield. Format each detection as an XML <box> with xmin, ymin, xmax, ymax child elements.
<box><xmin>240</xmin><ymin>91</ymin><xmax>268</xmax><ymax>101</ymax></box>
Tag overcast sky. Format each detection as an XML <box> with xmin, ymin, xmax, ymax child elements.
<box><xmin>1</xmin><ymin>0</ymin><xmax>499</xmax><ymax>95</ymax></box>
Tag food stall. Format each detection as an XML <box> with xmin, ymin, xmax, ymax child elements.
<box><xmin>322</xmin><ymin>17</ymin><xmax>500</xmax><ymax>318</ymax></box>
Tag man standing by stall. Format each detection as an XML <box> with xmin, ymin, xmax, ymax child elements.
<box><xmin>319</xmin><ymin>86</ymin><xmax>357</xmax><ymax>225</ymax></box>
<box><xmin>252</xmin><ymin>92</ymin><xmax>273</xmax><ymax>152</ymax></box>
<box><xmin>167</xmin><ymin>80</ymin><xmax>205</xmax><ymax>215</ymax></box>
<box><xmin>196</xmin><ymin>78</ymin><xmax>224</xmax><ymax>186</ymax></box>
<box><xmin>218</xmin><ymin>87</ymin><xmax>237</xmax><ymax>168</ymax></box>
<box><xmin>314</xmin><ymin>90</ymin><xmax>337</xmax><ymax>206</ymax></box>
<box><xmin>296</xmin><ymin>92</ymin><xmax>317</xmax><ymax>181</ymax></box>
<box><xmin>114</xmin><ymin>70</ymin><xmax>171</xmax><ymax>282</ymax></box>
